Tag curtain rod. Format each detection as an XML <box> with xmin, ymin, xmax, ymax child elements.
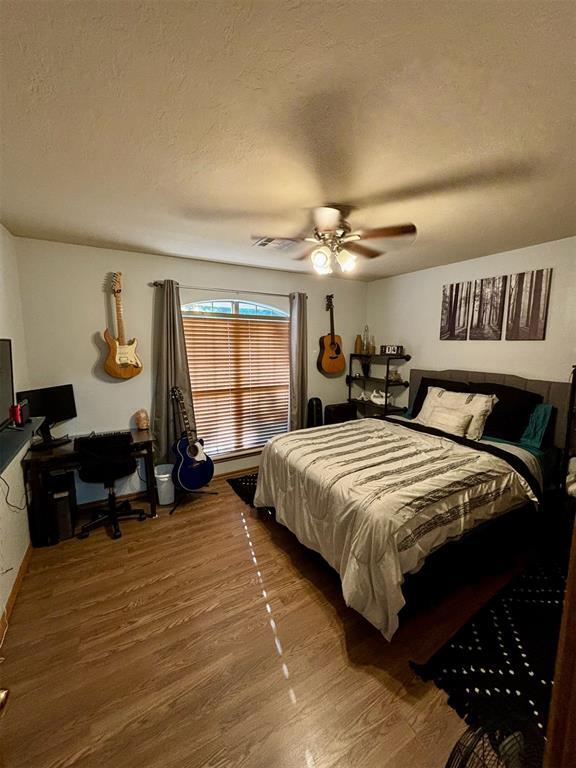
<box><xmin>150</xmin><ymin>281</ymin><xmax>295</xmax><ymax>299</ymax></box>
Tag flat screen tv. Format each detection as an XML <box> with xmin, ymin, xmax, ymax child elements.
<box><xmin>0</xmin><ymin>339</ymin><xmax>14</xmax><ymax>430</ymax></box>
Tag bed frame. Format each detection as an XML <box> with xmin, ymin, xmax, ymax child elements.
<box><xmin>400</xmin><ymin>369</ymin><xmax>570</xmax><ymax>616</ymax></box>
<box><xmin>408</xmin><ymin>368</ymin><xmax>570</xmax><ymax>449</ymax></box>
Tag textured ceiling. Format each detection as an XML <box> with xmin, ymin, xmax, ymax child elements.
<box><xmin>1</xmin><ymin>0</ymin><xmax>575</xmax><ymax>280</ymax></box>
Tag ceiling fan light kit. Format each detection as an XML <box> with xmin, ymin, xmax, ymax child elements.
<box><xmin>336</xmin><ymin>249</ymin><xmax>357</xmax><ymax>273</ymax></box>
<box><xmin>311</xmin><ymin>245</ymin><xmax>357</xmax><ymax>275</ymax></box>
<box><xmin>255</xmin><ymin>205</ymin><xmax>417</xmax><ymax>276</ymax></box>
<box><xmin>311</xmin><ymin>245</ymin><xmax>333</xmax><ymax>274</ymax></box>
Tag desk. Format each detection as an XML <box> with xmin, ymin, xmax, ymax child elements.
<box><xmin>23</xmin><ymin>429</ymin><xmax>157</xmax><ymax>546</ymax></box>
<box><xmin>0</xmin><ymin>417</ymin><xmax>44</xmax><ymax>476</ymax></box>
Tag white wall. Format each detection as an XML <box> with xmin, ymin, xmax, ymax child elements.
<box><xmin>13</xmin><ymin>233</ymin><xmax>575</xmax><ymax>502</ymax></box>
<box><xmin>16</xmin><ymin>238</ymin><xmax>366</xmax><ymax>491</ymax></box>
<box><xmin>0</xmin><ymin>225</ymin><xmax>29</xmax><ymax>394</ymax></box>
<box><xmin>366</xmin><ymin>237</ymin><xmax>576</xmax><ymax>407</ymax></box>
<box><xmin>0</xmin><ymin>224</ymin><xmax>31</xmax><ymax>620</ymax></box>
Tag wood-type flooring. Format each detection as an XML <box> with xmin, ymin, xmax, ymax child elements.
<box><xmin>1</xmin><ymin>475</ymin><xmax>521</xmax><ymax>768</ymax></box>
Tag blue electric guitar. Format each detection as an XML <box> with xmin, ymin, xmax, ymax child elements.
<box><xmin>170</xmin><ymin>386</ymin><xmax>214</xmax><ymax>491</ymax></box>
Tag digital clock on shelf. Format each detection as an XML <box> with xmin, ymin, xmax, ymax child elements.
<box><xmin>381</xmin><ymin>345</ymin><xmax>404</xmax><ymax>355</ymax></box>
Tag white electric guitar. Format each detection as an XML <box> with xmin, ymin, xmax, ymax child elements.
<box><xmin>103</xmin><ymin>272</ymin><xmax>143</xmax><ymax>379</ymax></box>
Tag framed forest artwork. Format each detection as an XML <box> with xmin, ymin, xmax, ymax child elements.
<box><xmin>440</xmin><ymin>281</ymin><xmax>472</xmax><ymax>340</ymax></box>
<box><xmin>506</xmin><ymin>268</ymin><xmax>552</xmax><ymax>341</ymax></box>
<box><xmin>469</xmin><ymin>276</ymin><xmax>507</xmax><ymax>340</ymax></box>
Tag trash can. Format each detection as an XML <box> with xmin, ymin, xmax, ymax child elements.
<box><xmin>154</xmin><ymin>464</ymin><xmax>175</xmax><ymax>506</ymax></box>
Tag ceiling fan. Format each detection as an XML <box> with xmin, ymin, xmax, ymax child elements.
<box><xmin>253</xmin><ymin>205</ymin><xmax>416</xmax><ymax>275</ymax></box>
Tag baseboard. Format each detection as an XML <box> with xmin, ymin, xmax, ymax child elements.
<box><xmin>217</xmin><ymin>466</ymin><xmax>258</xmax><ymax>480</ymax></box>
<box><xmin>0</xmin><ymin>544</ymin><xmax>32</xmax><ymax>647</ymax></box>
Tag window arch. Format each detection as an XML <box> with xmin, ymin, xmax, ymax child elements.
<box><xmin>181</xmin><ymin>299</ymin><xmax>288</xmax><ymax>318</ymax></box>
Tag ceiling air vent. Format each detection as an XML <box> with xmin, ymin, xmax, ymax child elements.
<box><xmin>252</xmin><ymin>237</ymin><xmax>299</xmax><ymax>252</ymax></box>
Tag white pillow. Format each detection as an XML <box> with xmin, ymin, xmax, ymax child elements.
<box><xmin>414</xmin><ymin>387</ymin><xmax>498</xmax><ymax>440</ymax></box>
<box><xmin>425</xmin><ymin>406</ymin><xmax>473</xmax><ymax>437</ymax></box>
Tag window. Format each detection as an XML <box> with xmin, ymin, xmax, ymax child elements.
<box><xmin>181</xmin><ymin>299</ymin><xmax>290</xmax><ymax>457</ymax></box>
<box><xmin>181</xmin><ymin>300</ymin><xmax>287</xmax><ymax>318</ymax></box>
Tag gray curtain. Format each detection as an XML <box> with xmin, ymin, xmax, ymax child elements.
<box><xmin>289</xmin><ymin>292</ymin><xmax>308</xmax><ymax>430</ymax></box>
<box><xmin>152</xmin><ymin>280</ymin><xmax>196</xmax><ymax>463</ymax></box>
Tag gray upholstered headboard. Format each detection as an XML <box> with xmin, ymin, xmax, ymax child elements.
<box><xmin>409</xmin><ymin>369</ymin><xmax>570</xmax><ymax>449</ymax></box>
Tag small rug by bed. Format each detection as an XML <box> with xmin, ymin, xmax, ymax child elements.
<box><xmin>412</xmin><ymin>559</ymin><xmax>566</xmax><ymax>763</ymax></box>
<box><xmin>227</xmin><ymin>472</ymin><xmax>259</xmax><ymax>507</ymax></box>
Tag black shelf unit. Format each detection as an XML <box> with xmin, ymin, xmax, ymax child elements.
<box><xmin>347</xmin><ymin>352</ymin><xmax>411</xmax><ymax>418</ymax></box>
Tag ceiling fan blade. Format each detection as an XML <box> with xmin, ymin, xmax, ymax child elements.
<box><xmin>347</xmin><ymin>242</ymin><xmax>384</xmax><ymax>259</ymax></box>
<box><xmin>347</xmin><ymin>160</ymin><xmax>536</xmax><ymax>210</ymax></box>
<box><xmin>356</xmin><ymin>223</ymin><xmax>417</xmax><ymax>239</ymax></box>
<box><xmin>182</xmin><ymin>206</ymin><xmax>289</xmax><ymax>222</ymax></box>
<box><xmin>292</xmin><ymin>246</ymin><xmax>316</xmax><ymax>261</ymax></box>
<box><xmin>289</xmin><ymin>88</ymin><xmax>358</xmax><ymax>202</ymax></box>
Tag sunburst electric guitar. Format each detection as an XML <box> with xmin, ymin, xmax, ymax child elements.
<box><xmin>170</xmin><ymin>386</ymin><xmax>214</xmax><ymax>491</ymax></box>
<box><xmin>317</xmin><ymin>294</ymin><xmax>346</xmax><ymax>375</ymax></box>
<box><xmin>103</xmin><ymin>272</ymin><xmax>143</xmax><ymax>379</ymax></box>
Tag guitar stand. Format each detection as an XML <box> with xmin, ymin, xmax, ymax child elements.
<box><xmin>169</xmin><ymin>488</ymin><xmax>218</xmax><ymax>515</ymax></box>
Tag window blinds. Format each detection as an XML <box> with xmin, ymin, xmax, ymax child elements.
<box><xmin>182</xmin><ymin>314</ymin><xmax>290</xmax><ymax>457</ymax></box>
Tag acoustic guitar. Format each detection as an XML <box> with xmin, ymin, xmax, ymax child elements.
<box><xmin>170</xmin><ymin>386</ymin><xmax>214</xmax><ymax>491</ymax></box>
<box><xmin>103</xmin><ymin>272</ymin><xmax>143</xmax><ymax>379</ymax></box>
<box><xmin>317</xmin><ymin>294</ymin><xmax>346</xmax><ymax>375</ymax></box>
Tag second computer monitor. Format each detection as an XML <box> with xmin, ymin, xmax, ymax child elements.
<box><xmin>16</xmin><ymin>384</ymin><xmax>77</xmax><ymax>449</ymax></box>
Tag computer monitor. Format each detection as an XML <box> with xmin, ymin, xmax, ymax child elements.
<box><xmin>16</xmin><ymin>384</ymin><xmax>77</xmax><ymax>449</ymax></box>
<box><xmin>0</xmin><ymin>339</ymin><xmax>14</xmax><ymax>431</ymax></box>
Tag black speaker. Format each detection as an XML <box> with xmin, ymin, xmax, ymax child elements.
<box><xmin>306</xmin><ymin>397</ymin><xmax>323</xmax><ymax>428</ymax></box>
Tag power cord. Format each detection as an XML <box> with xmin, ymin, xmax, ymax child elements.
<box><xmin>136</xmin><ymin>458</ymin><xmax>147</xmax><ymax>484</ymax></box>
<box><xmin>0</xmin><ymin>476</ymin><xmax>27</xmax><ymax>511</ymax></box>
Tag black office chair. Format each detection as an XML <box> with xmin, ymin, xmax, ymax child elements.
<box><xmin>75</xmin><ymin>432</ymin><xmax>147</xmax><ymax>540</ymax></box>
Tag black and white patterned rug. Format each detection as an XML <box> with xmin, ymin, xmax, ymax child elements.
<box><xmin>227</xmin><ymin>472</ymin><xmax>259</xmax><ymax>507</ymax></box>
<box><xmin>412</xmin><ymin>559</ymin><xmax>566</xmax><ymax>763</ymax></box>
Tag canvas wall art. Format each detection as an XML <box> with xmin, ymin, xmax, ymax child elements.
<box><xmin>506</xmin><ymin>268</ymin><xmax>552</xmax><ymax>341</ymax></box>
<box><xmin>440</xmin><ymin>281</ymin><xmax>471</xmax><ymax>340</ymax></box>
<box><xmin>469</xmin><ymin>275</ymin><xmax>507</xmax><ymax>340</ymax></box>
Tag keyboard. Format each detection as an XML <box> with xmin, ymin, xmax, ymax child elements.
<box><xmin>89</xmin><ymin>430</ymin><xmax>132</xmax><ymax>439</ymax></box>
<box><xmin>74</xmin><ymin>430</ymin><xmax>133</xmax><ymax>451</ymax></box>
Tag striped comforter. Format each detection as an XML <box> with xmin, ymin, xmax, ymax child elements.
<box><xmin>254</xmin><ymin>418</ymin><xmax>538</xmax><ymax>640</ymax></box>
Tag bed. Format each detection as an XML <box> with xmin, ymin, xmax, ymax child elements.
<box><xmin>254</xmin><ymin>369</ymin><xmax>569</xmax><ymax>640</ymax></box>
